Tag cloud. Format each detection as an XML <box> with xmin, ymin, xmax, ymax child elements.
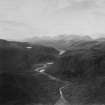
<box><xmin>0</xmin><ymin>0</ymin><xmax>105</xmax><ymax>40</ymax></box>
<box><xmin>59</xmin><ymin>0</ymin><xmax>105</xmax><ymax>12</ymax></box>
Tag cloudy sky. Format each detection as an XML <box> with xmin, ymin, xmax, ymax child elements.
<box><xmin>0</xmin><ymin>0</ymin><xmax>105</xmax><ymax>40</ymax></box>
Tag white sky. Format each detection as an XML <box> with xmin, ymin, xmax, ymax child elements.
<box><xmin>0</xmin><ymin>0</ymin><xmax>105</xmax><ymax>40</ymax></box>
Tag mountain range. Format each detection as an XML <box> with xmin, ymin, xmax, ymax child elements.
<box><xmin>26</xmin><ymin>34</ymin><xmax>93</xmax><ymax>50</ymax></box>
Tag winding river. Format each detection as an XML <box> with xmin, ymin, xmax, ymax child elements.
<box><xmin>34</xmin><ymin>62</ymin><xmax>70</xmax><ymax>105</ymax></box>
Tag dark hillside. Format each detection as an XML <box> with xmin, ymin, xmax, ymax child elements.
<box><xmin>46</xmin><ymin>40</ymin><xmax>105</xmax><ymax>80</ymax></box>
<box><xmin>0</xmin><ymin>40</ymin><xmax>59</xmax><ymax>73</ymax></box>
<box><xmin>46</xmin><ymin>40</ymin><xmax>105</xmax><ymax>104</ymax></box>
<box><xmin>0</xmin><ymin>39</ymin><xmax>60</xmax><ymax>105</ymax></box>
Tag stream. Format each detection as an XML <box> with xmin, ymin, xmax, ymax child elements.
<box><xmin>34</xmin><ymin>62</ymin><xmax>70</xmax><ymax>105</ymax></box>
